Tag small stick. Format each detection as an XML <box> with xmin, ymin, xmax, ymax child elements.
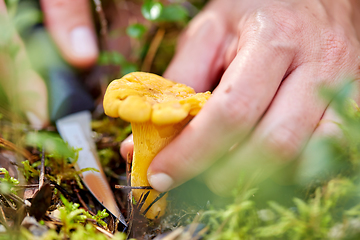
<box><xmin>126</xmin><ymin>152</ymin><xmax>131</xmax><ymax>187</ymax></box>
<box><xmin>39</xmin><ymin>148</ymin><xmax>45</xmax><ymax>190</ymax></box>
<box><xmin>0</xmin><ymin>137</ymin><xmax>34</xmax><ymax>162</ymax></box>
<box><xmin>141</xmin><ymin>192</ymin><xmax>167</xmax><ymax>216</ymax></box>
<box><xmin>114</xmin><ymin>192</ymin><xmax>126</xmax><ymax>211</ymax></box>
<box><xmin>126</xmin><ymin>191</ymin><xmax>133</xmax><ymax>239</ymax></box>
<box><xmin>2</xmin><ymin>195</ymin><xmax>16</xmax><ymax>210</ymax></box>
<box><xmin>95</xmin><ymin>225</ymin><xmax>114</xmax><ymax>238</ymax></box>
<box><xmin>74</xmin><ymin>188</ymin><xmax>96</xmax><ymax>216</ymax></box>
<box><xmin>9</xmin><ymin>193</ymin><xmax>25</xmax><ymax>205</ymax></box>
<box><xmin>0</xmin><ymin>206</ymin><xmax>9</xmax><ymax>230</ymax></box>
<box><xmin>141</xmin><ymin>28</ymin><xmax>165</xmax><ymax>72</ymax></box>
<box><xmin>137</xmin><ymin>191</ymin><xmax>150</xmax><ymax>211</ymax></box>
<box><xmin>12</xmin><ymin>184</ymin><xmax>39</xmax><ymax>189</ymax></box>
<box><xmin>115</xmin><ymin>185</ymin><xmax>153</xmax><ymax>190</ymax></box>
<box><xmin>93</xmin><ymin>0</ymin><xmax>109</xmax><ymax>49</ymax></box>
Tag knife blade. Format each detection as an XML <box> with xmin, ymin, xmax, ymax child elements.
<box><xmin>56</xmin><ymin>111</ymin><xmax>127</xmax><ymax>227</ymax></box>
<box><xmin>21</xmin><ymin>12</ymin><xmax>127</xmax><ymax>228</ymax></box>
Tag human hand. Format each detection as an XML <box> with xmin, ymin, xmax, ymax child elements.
<box><xmin>0</xmin><ymin>0</ymin><xmax>99</xmax><ymax>128</ymax></box>
<box><xmin>128</xmin><ymin>0</ymin><xmax>360</xmax><ymax>194</ymax></box>
<box><xmin>0</xmin><ymin>1</ymin><xmax>48</xmax><ymax>128</ymax></box>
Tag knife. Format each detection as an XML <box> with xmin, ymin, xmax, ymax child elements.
<box><xmin>37</xmin><ymin>32</ymin><xmax>127</xmax><ymax>227</ymax></box>
<box><xmin>47</xmin><ymin>67</ymin><xmax>128</xmax><ymax>227</ymax></box>
<box><xmin>56</xmin><ymin>111</ymin><xmax>127</xmax><ymax>227</ymax></box>
<box><xmin>20</xmin><ymin>7</ymin><xmax>127</xmax><ymax>228</ymax></box>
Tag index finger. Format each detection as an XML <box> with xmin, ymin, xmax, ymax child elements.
<box><xmin>147</xmin><ymin>26</ymin><xmax>296</xmax><ymax>192</ymax></box>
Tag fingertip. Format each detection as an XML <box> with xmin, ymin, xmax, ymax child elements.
<box><xmin>41</xmin><ymin>0</ymin><xmax>98</xmax><ymax>68</ymax></box>
<box><xmin>20</xmin><ymin>71</ymin><xmax>49</xmax><ymax>129</ymax></box>
<box><xmin>147</xmin><ymin>172</ymin><xmax>174</xmax><ymax>192</ymax></box>
<box><xmin>120</xmin><ymin>134</ymin><xmax>134</xmax><ymax>159</ymax></box>
<box><xmin>66</xmin><ymin>26</ymin><xmax>99</xmax><ymax>68</ymax></box>
<box><xmin>25</xmin><ymin>111</ymin><xmax>49</xmax><ymax>130</ymax></box>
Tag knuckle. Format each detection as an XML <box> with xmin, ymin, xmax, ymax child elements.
<box><xmin>219</xmin><ymin>92</ymin><xmax>254</xmax><ymax>131</ymax></box>
<box><xmin>321</xmin><ymin>31</ymin><xmax>350</xmax><ymax>65</ymax></box>
<box><xmin>261</xmin><ymin>124</ymin><xmax>302</xmax><ymax>161</ymax></box>
<box><xmin>245</xmin><ymin>4</ymin><xmax>300</xmax><ymax>42</ymax></box>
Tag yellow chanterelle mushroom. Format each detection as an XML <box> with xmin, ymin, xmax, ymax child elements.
<box><xmin>103</xmin><ymin>72</ymin><xmax>211</xmax><ymax>219</ymax></box>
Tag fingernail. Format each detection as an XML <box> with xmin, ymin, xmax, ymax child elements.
<box><xmin>148</xmin><ymin>173</ymin><xmax>174</xmax><ymax>192</ymax></box>
<box><xmin>25</xmin><ymin>111</ymin><xmax>45</xmax><ymax>130</ymax></box>
<box><xmin>70</xmin><ymin>26</ymin><xmax>98</xmax><ymax>58</ymax></box>
<box><xmin>121</xmin><ymin>135</ymin><xmax>133</xmax><ymax>145</ymax></box>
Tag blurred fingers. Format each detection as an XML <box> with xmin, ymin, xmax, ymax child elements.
<box><xmin>41</xmin><ymin>0</ymin><xmax>98</xmax><ymax>68</ymax></box>
<box><xmin>0</xmin><ymin>2</ymin><xmax>48</xmax><ymax>128</ymax></box>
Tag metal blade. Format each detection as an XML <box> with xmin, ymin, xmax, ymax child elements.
<box><xmin>56</xmin><ymin>111</ymin><xmax>127</xmax><ymax>227</ymax></box>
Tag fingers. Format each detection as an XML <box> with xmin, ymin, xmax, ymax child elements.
<box><xmin>19</xmin><ymin>71</ymin><xmax>49</xmax><ymax>129</ymax></box>
<box><xmin>247</xmin><ymin>63</ymin><xmax>328</xmax><ymax>160</ymax></box>
<box><xmin>120</xmin><ymin>134</ymin><xmax>133</xmax><ymax>160</ymax></box>
<box><xmin>163</xmin><ymin>6</ymin><xmax>231</xmax><ymax>92</ymax></box>
<box><xmin>294</xmin><ymin>104</ymin><xmax>347</xmax><ymax>185</ymax></box>
<box><xmin>205</xmin><ymin>63</ymin><xmax>329</xmax><ymax>194</ymax></box>
<box><xmin>147</xmin><ymin>34</ymin><xmax>296</xmax><ymax>192</ymax></box>
<box><xmin>0</xmin><ymin>1</ymin><xmax>49</xmax><ymax>128</ymax></box>
<box><xmin>41</xmin><ymin>0</ymin><xmax>98</xmax><ymax>68</ymax></box>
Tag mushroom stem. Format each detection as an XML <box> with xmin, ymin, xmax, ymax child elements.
<box><xmin>131</xmin><ymin>120</ymin><xmax>188</xmax><ymax>219</ymax></box>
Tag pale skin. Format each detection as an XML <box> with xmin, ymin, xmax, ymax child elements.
<box><xmin>0</xmin><ymin>0</ymin><xmax>98</xmax><ymax>128</ymax></box>
<box><xmin>123</xmin><ymin>0</ymin><xmax>360</xmax><ymax>193</ymax></box>
<box><xmin>2</xmin><ymin>0</ymin><xmax>360</xmax><ymax>191</ymax></box>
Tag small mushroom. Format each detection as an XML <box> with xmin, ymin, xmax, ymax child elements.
<box><xmin>103</xmin><ymin>72</ymin><xmax>211</xmax><ymax>219</ymax></box>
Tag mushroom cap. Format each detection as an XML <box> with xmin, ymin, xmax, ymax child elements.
<box><xmin>103</xmin><ymin>72</ymin><xmax>211</xmax><ymax>125</ymax></box>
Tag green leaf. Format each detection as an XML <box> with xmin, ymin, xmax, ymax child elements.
<box><xmin>121</xmin><ymin>63</ymin><xmax>138</xmax><ymax>76</ymax></box>
<box><xmin>141</xmin><ymin>0</ymin><xmax>163</xmax><ymax>21</ymax></box>
<box><xmin>159</xmin><ymin>5</ymin><xmax>188</xmax><ymax>22</ymax></box>
<box><xmin>126</xmin><ymin>23</ymin><xmax>147</xmax><ymax>39</ymax></box>
<box><xmin>26</xmin><ymin>132</ymin><xmax>75</xmax><ymax>159</ymax></box>
<box><xmin>98</xmin><ymin>51</ymin><xmax>126</xmax><ymax>66</ymax></box>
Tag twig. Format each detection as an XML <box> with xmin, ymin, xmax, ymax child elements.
<box><xmin>1</xmin><ymin>195</ymin><xmax>16</xmax><ymax>210</ymax></box>
<box><xmin>142</xmin><ymin>192</ymin><xmax>167</xmax><ymax>216</ymax></box>
<box><xmin>126</xmin><ymin>152</ymin><xmax>131</xmax><ymax>187</ymax></box>
<box><xmin>0</xmin><ymin>206</ymin><xmax>9</xmax><ymax>230</ymax></box>
<box><xmin>12</xmin><ymin>184</ymin><xmax>39</xmax><ymax>189</ymax></box>
<box><xmin>74</xmin><ymin>188</ymin><xmax>96</xmax><ymax>216</ymax></box>
<box><xmin>49</xmin><ymin>181</ymin><xmax>73</xmax><ymax>201</ymax></box>
<box><xmin>141</xmin><ymin>28</ymin><xmax>165</xmax><ymax>72</ymax></box>
<box><xmin>137</xmin><ymin>191</ymin><xmax>150</xmax><ymax>211</ymax></box>
<box><xmin>114</xmin><ymin>192</ymin><xmax>126</xmax><ymax>212</ymax></box>
<box><xmin>0</xmin><ymin>137</ymin><xmax>34</xmax><ymax>162</ymax></box>
<box><xmin>39</xmin><ymin>148</ymin><xmax>45</xmax><ymax>190</ymax></box>
<box><xmin>126</xmin><ymin>190</ymin><xmax>133</xmax><ymax>239</ymax></box>
<box><xmin>115</xmin><ymin>185</ymin><xmax>153</xmax><ymax>190</ymax></box>
<box><xmin>95</xmin><ymin>225</ymin><xmax>114</xmax><ymax>238</ymax></box>
<box><xmin>9</xmin><ymin>193</ymin><xmax>25</xmax><ymax>205</ymax></box>
<box><xmin>126</xmin><ymin>153</ymin><xmax>133</xmax><ymax>237</ymax></box>
<box><xmin>93</xmin><ymin>0</ymin><xmax>109</xmax><ymax>49</ymax></box>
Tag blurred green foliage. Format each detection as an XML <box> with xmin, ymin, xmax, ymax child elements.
<box><xmin>0</xmin><ymin>167</ymin><xmax>19</xmax><ymax>194</ymax></box>
<box><xmin>200</xmin><ymin>82</ymin><xmax>360</xmax><ymax>239</ymax></box>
